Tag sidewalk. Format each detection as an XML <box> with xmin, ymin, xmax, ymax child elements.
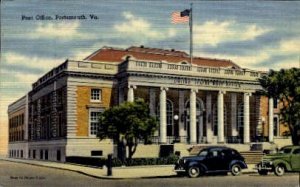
<box><xmin>0</xmin><ymin>157</ymin><xmax>257</xmax><ymax>179</ymax></box>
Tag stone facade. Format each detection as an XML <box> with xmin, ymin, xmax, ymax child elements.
<box><xmin>8</xmin><ymin>46</ymin><xmax>290</xmax><ymax>161</ymax></box>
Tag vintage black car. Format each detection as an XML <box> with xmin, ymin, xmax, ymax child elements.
<box><xmin>174</xmin><ymin>146</ymin><xmax>248</xmax><ymax>178</ymax></box>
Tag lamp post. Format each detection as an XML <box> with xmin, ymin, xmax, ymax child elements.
<box><xmin>174</xmin><ymin>114</ymin><xmax>179</xmax><ymax>121</ymax></box>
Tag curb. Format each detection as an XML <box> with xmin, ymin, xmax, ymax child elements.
<box><xmin>0</xmin><ymin>158</ymin><xmax>120</xmax><ymax>180</ymax></box>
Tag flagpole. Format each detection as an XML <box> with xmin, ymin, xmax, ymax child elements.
<box><xmin>189</xmin><ymin>3</ymin><xmax>193</xmax><ymax>65</ymax></box>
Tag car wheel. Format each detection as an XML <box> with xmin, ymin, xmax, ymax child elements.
<box><xmin>231</xmin><ymin>164</ymin><xmax>242</xmax><ymax>176</ymax></box>
<box><xmin>274</xmin><ymin>165</ymin><xmax>285</xmax><ymax>176</ymax></box>
<box><xmin>187</xmin><ymin>166</ymin><xmax>200</xmax><ymax>178</ymax></box>
<box><xmin>258</xmin><ymin>169</ymin><xmax>268</xmax><ymax>175</ymax></box>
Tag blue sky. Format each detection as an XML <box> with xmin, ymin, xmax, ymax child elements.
<box><xmin>0</xmin><ymin>0</ymin><xmax>300</xmax><ymax>143</ymax></box>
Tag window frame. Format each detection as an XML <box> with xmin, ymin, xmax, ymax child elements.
<box><xmin>90</xmin><ymin>88</ymin><xmax>102</xmax><ymax>102</ymax></box>
<box><xmin>88</xmin><ymin>108</ymin><xmax>103</xmax><ymax>137</ymax></box>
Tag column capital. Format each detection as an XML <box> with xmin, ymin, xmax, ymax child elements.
<box><xmin>218</xmin><ymin>90</ymin><xmax>226</xmax><ymax>94</ymax></box>
<box><xmin>160</xmin><ymin>87</ymin><xmax>169</xmax><ymax>91</ymax></box>
<box><xmin>128</xmin><ymin>85</ymin><xmax>137</xmax><ymax>89</ymax></box>
<box><xmin>244</xmin><ymin>92</ymin><xmax>252</xmax><ymax>96</ymax></box>
<box><xmin>190</xmin><ymin>88</ymin><xmax>198</xmax><ymax>93</ymax></box>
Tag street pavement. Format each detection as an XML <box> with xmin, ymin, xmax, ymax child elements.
<box><xmin>0</xmin><ymin>157</ymin><xmax>257</xmax><ymax>179</ymax></box>
<box><xmin>1</xmin><ymin>159</ymin><xmax>299</xmax><ymax>187</ymax></box>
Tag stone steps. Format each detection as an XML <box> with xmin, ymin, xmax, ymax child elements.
<box><xmin>240</xmin><ymin>151</ymin><xmax>264</xmax><ymax>164</ymax></box>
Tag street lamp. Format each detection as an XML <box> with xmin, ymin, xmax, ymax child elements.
<box><xmin>174</xmin><ymin>115</ymin><xmax>179</xmax><ymax>121</ymax></box>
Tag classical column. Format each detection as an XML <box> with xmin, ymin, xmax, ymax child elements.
<box><xmin>178</xmin><ymin>90</ymin><xmax>185</xmax><ymax>140</ymax></box>
<box><xmin>160</xmin><ymin>87</ymin><xmax>168</xmax><ymax>143</ymax></box>
<box><xmin>268</xmin><ymin>97</ymin><xmax>274</xmax><ymax>142</ymax></box>
<box><xmin>243</xmin><ymin>93</ymin><xmax>251</xmax><ymax>143</ymax></box>
<box><xmin>127</xmin><ymin>85</ymin><xmax>136</xmax><ymax>102</ymax></box>
<box><xmin>217</xmin><ymin>91</ymin><xmax>225</xmax><ymax>143</ymax></box>
<box><xmin>190</xmin><ymin>89</ymin><xmax>198</xmax><ymax>144</ymax></box>
<box><xmin>231</xmin><ymin>93</ymin><xmax>238</xmax><ymax>136</ymax></box>
<box><xmin>206</xmin><ymin>93</ymin><xmax>212</xmax><ymax>143</ymax></box>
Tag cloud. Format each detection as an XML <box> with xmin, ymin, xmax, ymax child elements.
<box><xmin>198</xmin><ymin>40</ymin><xmax>298</xmax><ymax>71</ymax></box>
<box><xmin>28</xmin><ymin>21</ymin><xmax>95</xmax><ymax>40</ymax></box>
<box><xmin>198</xmin><ymin>51</ymin><xmax>271</xmax><ymax>71</ymax></box>
<box><xmin>2</xmin><ymin>52</ymin><xmax>64</xmax><ymax>74</ymax></box>
<box><xmin>279</xmin><ymin>37</ymin><xmax>300</xmax><ymax>54</ymax></box>
<box><xmin>194</xmin><ymin>20</ymin><xmax>271</xmax><ymax>46</ymax></box>
<box><xmin>114</xmin><ymin>12</ymin><xmax>176</xmax><ymax>40</ymax></box>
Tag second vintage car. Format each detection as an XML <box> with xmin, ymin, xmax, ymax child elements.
<box><xmin>174</xmin><ymin>146</ymin><xmax>248</xmax><ymax>178</ymax></box>
<box><xmin>256</xmin><ymin>145</ymin><xmax>300</xmax><ymax>176</ymax></box>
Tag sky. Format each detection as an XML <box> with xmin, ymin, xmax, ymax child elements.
<box><xmin>0</xmin><ymin>0</ymin><xmax>299</xmax><ymax>154</ymax></box>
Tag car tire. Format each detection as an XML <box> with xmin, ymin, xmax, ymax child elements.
<box><xmin>258</xmin><ymin>169</ymin><xmax>268</xmax><ymax>175</ymax></box>
<box><xmin>187</xmin><ymin>166</ymin><xmax>200</xmax><ymax>178</ymax></box>
<box><xmin>231</xmin><ymin>164</ymin><xmax>242</xmax><ymax>176</ymax></box>
<box><xmin>274</xmin><ymin>165</ymin><xmax>285</xmax><ymax>176</ymax></box>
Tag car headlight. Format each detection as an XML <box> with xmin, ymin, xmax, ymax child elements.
<box><xmin>263</xmin><ymin>159</ymin><xmax>273</xmax><ymax>165</ymax></box>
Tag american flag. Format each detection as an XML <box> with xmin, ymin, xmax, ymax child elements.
<box><xmin>171</xmin><ymin>9</ymin><xmax>190</xmax><ymax>24</ymax></box>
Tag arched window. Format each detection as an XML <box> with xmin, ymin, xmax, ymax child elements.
<box><xmin>212</xmin><ymin>105</ymin><xmax>227</xmax><ymax>136</ymax></box>
<box><xmin>237</xmin><ymin>103</ymin><xmax>244</xmax><ymax>137</ymax></box>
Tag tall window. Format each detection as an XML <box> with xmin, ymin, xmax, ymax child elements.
<box><xmin>89</xmin><ymin>110</ymin><xmax>101</xmax><ymax>136</ymax></box>
<box><xmin>166</xmin><ymin>100</ymin><xmax>174</xmax><ymax>136</ymax></box>
<box><xmin>237</xmin><ymin>103</ymin><xmax>244</xmax><ymax>137</ymax></box>
<box><xmin>91</xmin><ymin>89</ymin><xmax>102</xmax><ymax>102</ymax></box>
<box><xmin>274</xmin><ymin>115</ymin><xmax>279</xmax><ymax>136</ymax></box>
<box><xmin>274</xmin><ymin>98</ymin><xmax>278</xmax><ymax>109</ymax></box>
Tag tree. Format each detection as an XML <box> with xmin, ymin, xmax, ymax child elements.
<box><xmin>259</xmin><ymin>68</ymin><xmax>300</xmax><ymax>145</ymax></box>
<box><xmin>97</xmin><ymin>99</ymin><xmax>158</xmax><ymax>162</ymax></box>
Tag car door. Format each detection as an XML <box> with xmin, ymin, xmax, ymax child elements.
<box><xmin>291</xmin><ymin>148</ymin><xmax>300</xmax><ymax>170</ymax></box>
<box><xmin>204</xmin><ymin>149</ymin><xmax>223</xmax><ymax>171</ymax></box>
<box><xmin>219</xmin><ymin>149</ymin><xmax>231</xmax><ymax>170</ymax></box>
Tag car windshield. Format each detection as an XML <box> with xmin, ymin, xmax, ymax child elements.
<box><xmin>278</xmin><ymin>147</ymin><xmax>292</xmax><ymax>154</ymax></box>
<box><xmin>198</xmin><ymin>150</ymin><xmax>208</xmax><ymax>156</ymax></box>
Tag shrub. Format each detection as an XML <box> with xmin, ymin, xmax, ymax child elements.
<box><xmin>66</xmin><ymin>154</ymin><xmax>180</xmax><ymax>167</ymax></box>
<box><xmin>111</xmin><ymin>154</ymin><xmax>179</xmax><ymax>167</ymax></box>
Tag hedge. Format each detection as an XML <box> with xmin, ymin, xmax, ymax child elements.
<box><xmin>66</xmin><ymin>154</ymin><xmax>179</xmax><ymax>167</ymax></box>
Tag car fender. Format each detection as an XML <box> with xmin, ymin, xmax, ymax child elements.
<box><xmin>273</xmin><ymin>159</ymin><xmax>292</xmax><ymax>171</ymax></box>
<box><xmin>229</xmin><ymin>160</ymin><xmax>247</xmax><ymax>169</ymax></box>
<box><xmin>187</xmin><ymin>161</ymin><xmax>208</xmax><ymax>172</ymax></box>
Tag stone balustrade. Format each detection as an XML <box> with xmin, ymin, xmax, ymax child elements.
<box><xmin>126</xmin><ymin>60</ymin><xmax>264</xmax><ymax>81</ymax></box>
<box><xmin>32</xmin><ymin>59</ymin><xmax>264</xmax><ymax>89</ymax></box>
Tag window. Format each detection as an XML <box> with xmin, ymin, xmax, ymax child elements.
<box><xmin>293</xmin><ymin>149</ymin><xmax>300</xmax><ymax>154</ymax></box>
<box><xmin>33</xmin><ymin>150</ymin><xmax>36</xmax><ymax>159</ymax></box>
<box><xmin>274</xmin><ymin>98</ymin><xmax>278</xmax><ymax>109</ymax></box>
<box><xmin>237</xmin><ymin>103</ymin><xmax>244</xmax><ymax>137</ymax></box>
<box><xmin>91</xmin><ymin>89</ymin><xmax>101</xmax><ymax>102</ymax></box>
<box><xmin>45</xmin><ymin>150</ymin><xmax>48</xmax><ymax>160</ymax></box>
<box><xmin>166</xmin><ymin>100</ymin><xmax>173</xmax><ymax>136</ymax></box>
<box><xmin>57</xmin><ymin>150</ymin><xmax>61</xmax><ymax>161</ymax></box>
<box><xmin>91</xmin><ymin>150</ymin><xmax>103</xmax><ymax>156</ymax></box>
<box><xmin>40</xmin><ymin>150</ymin><xmax>43</xmax><ymax>160</ymax></box>
<box><xmin>274</xmin><ymin>116</ymin><xmax>279</xmax><ymax>136</ymax></box>
<box><xmin>89</xmin><ymin>110</ymin><xmax>101</xmax><ymax>136</ymax></box>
